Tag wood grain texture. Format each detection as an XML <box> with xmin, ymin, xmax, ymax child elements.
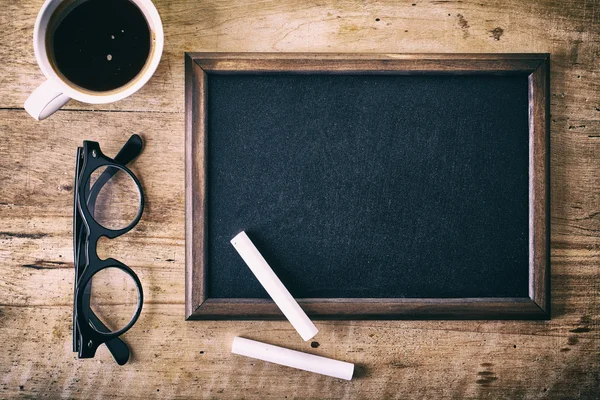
<box><xmin>529</xmin><ymin>57</ymin><xmax>552</xmax><ymax>315</ymax></box>
<box><xmin>185</xmin><ymin>53</ymin><xmax>550</xmax><ymax>320</ymax></box>
<box><xmin>184</xmin><ymin>56</ymin><xmax>208</xmax><ymax>319</ymax></box>
<box><xmin>189</xmin><ymin>298</ymin><xmax>547</xmax><ymax>320</ymax></box>
<box><xmin>188</xmin><ymin>52</ymin><xmax>548</xmax><ymax>73</ymax></box>
<box><xmin>1</xmin><ymin>0</ymin><xmax>599</xmax><ymax>398</ymax></box>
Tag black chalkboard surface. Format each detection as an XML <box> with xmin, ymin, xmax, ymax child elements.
<box><xmin>185</xmin><ymin>53</ymin><xmax>550</xmax><ymax>320</ymax></box>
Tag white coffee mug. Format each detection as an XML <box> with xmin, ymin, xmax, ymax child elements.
<box><xmin>24</xmin><ymin>0</ymin><xmax>164</xmax><ymax>120</ymax></box>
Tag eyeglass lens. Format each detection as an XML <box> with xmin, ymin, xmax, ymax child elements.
<box><xmin>85</xmin><ymin>266</ymin><xmax>140</xmax><ymax>333</ymax></box>
<box><xmin>88</xmin><ymin>165</ymin><xmax>141</xmax><ymax>231</ymax></box>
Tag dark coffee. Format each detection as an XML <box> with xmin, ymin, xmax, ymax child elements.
<box><xmin>52</xmin><ymin>0</ymin><xmax>151</xmax><ymax>92</ymax></box>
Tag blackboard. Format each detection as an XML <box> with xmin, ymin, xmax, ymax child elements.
<box><xmin>185</xmin><ymin>53</ymin><xmax>550</xmax><ymax>320</ymax></box>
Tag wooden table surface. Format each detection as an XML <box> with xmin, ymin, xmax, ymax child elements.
<box><xmin>1</xmin><ymin>0</ymin><xmax>599</xmax><ymax>398</ymax></box>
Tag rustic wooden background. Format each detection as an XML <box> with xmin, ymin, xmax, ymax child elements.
<box><xmin>1</xmin><ymin>0</ymin><xmax>598</xmax><ymax>398</ymax></box>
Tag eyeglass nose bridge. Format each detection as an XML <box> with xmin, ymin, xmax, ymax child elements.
<box><xmin>83</xmin><ymin>230</ymin><xmax>112</xmax><ymax>266</ymax></box>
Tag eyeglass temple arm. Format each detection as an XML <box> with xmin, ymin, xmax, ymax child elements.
<box><xmin>85</xmin><ymin>291</ymin><xmax>131</xmax><ymax>365</ymax></box>
<box><xmin>73</xmin><ymin>148</ymin><xmax>83</xmax><ymax>354</ymax></box>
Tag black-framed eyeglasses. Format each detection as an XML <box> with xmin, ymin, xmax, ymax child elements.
<box><xmin>73</xmin><ymin>135</ymin><xmax>145</xmax><ymax>365</ymax></box>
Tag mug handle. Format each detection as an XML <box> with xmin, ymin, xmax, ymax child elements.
<box><xmin>24</xmin><ymin>80</ymin><xmax>71</xmax><ymax>120</ymax></box>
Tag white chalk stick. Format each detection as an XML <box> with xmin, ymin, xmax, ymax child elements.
<box><xmin>230</xmin><ymin>231</ymin><xmax>318</xmax><ymax>341</ymax></box>
<box><xmin>232</xmin><ymin>337</ymin><xmax>354</xmax><ymax>380</ymax></box>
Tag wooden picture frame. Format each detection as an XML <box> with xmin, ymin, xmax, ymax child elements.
<box><xmin>185</xmin><ymin>53</ymin><xmax>550</xmax><ymax>320</ymax></box>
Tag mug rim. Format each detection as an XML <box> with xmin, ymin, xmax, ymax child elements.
<box><xmin>33</xmin><ymin>0</ymin><xmax>164</xmax><ymax>104</ymax></box>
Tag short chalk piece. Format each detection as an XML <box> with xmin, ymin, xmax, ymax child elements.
<box><xmin>232</xmin><ymin>337</ymin><xmax>354</xmax><ymax>380</ymax></box>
